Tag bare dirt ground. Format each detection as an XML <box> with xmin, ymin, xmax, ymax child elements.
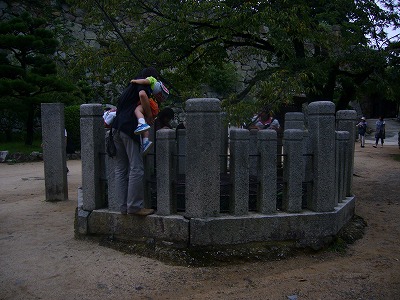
<box><xmin>1</xmin><ymin>135</ymin><xmax>400</xmax><ymax>299</ymax></box>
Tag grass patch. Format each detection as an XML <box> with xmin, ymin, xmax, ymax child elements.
<box><xmin>393</xmin><ymin>154</ymin><xmax>400</xmax><ymax>162</ymax></box>
<box><xmin>0</xmin><ymin>140</ymin><xmax>42</xmax><ymax>154</ymax></box>
<box><xmin>328</xmin><ymin>237</ymin><xmax>347</xmax><ymax>253</ymax></box>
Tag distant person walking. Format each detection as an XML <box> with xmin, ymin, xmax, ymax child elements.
<box><xmin>398</xmin><ymin>130</ymin><xmax>400</xmax><ymax>149</ymax></box>
<box><xmin>356</xmin><ymin>117</ymin><xmax>367</xmax><ymax>148</ymax></box>
<box><xmin>373</xmin><ymin>116</ymin><xmax>385</xmax><ymax>148</ymax></box>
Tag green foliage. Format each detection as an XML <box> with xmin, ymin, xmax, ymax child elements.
<box><xmin>0</xmin><ymin>12</ymin><xmax>79</xmax><ymax>145</ymax></box>
<box><xmin>68</xmin><ymin>0</ymin><xmax>400</xmax><ymax>122</ymax></box>
<box><xmin>0</xmin><ymin>134</ymin><xmax>42</xmax><ymax>154</ymax></box>
<box><xmin>65</xmin><ymin>105</ymin><xmax>81</xmax><ymax>151</ymax></box>
<box><xmin>205</xmin><ymin>63</ymin><xmax>239</xmax><ymax>96</ymax></box>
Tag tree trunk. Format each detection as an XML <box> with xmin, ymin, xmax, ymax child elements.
<box><xmin>336</xmin><ymin>78</ymin><xmax>356</xmax><ymax>111</ymax></box>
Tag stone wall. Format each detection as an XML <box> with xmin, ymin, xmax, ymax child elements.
<box><xmin>75</xmin><ymin>99</ymin><xmax>357</xmax><ymax>249</ymax></box>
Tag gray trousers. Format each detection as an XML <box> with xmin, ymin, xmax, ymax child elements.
<box><xmin>113</xmin><ymin>130</ymin><xmax>144</xmax><ymax>213</ymax></box>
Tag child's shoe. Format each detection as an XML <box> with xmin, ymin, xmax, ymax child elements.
<box><xmin>134</xmin><ymin>123</ymin><xmax>151</xmax><ymax>135</ymax></box>
<box><xmin>142</xmin><ymin>140</ymin><xmax>153</xmax><ymax>155</ymax></box>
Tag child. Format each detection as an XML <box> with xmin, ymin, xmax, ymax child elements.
<box><xmin>356</xmin><ymin>116</ymin><xmax>367</xmax><ymax>148</ymax></box>
<box><xmin>130</xmin><ymin>77</ymin><xmax>169</xmax><ymax>154</ymax></box>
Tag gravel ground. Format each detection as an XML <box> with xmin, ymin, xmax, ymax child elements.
<box><xmin>1</xmin><ymin>128</ymin><xmax>400</xmax><ymax>299</ymax></box>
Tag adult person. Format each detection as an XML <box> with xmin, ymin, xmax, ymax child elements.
<box><xmin>249</xmin><ymin>111</ymin><xmax>278</xmax><ymax>130</ymax></box>
<box><xmin>398</xmin><ymin>130</ymin><xmax>400</xmax><ymax>149</ymax></box>
<box><xmin>111</xmin><ymin>67</ymin><xmax>158</xmax><ymax>216</ymax></box>
<box><xmin>269</xmin><ymin>115</ymin><xmax>281</xmax><ymax>132</ymax></box>
<box><xmin>356</xmin><ymin>116</ymin><xmax>367</xmax><ymax>148</ymax></box>
<box><xmin>373</xmin><ymin>116</ymin><xmax>385</xmax><ymax>148</ymax></box>
<box><xmin>65</xmin><ymin>129</ymin><xmax>69</xmax><ymax>173</ymax></box>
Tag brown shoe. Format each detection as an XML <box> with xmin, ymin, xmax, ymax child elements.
<box><xmin>129</xmin><ymin>208</ymin><xmax>154</xmax><ymax>216</ymax></box>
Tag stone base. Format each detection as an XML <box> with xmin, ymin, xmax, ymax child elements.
<box><xmin>75</xmin><ymin>197</ymin><xmax>355</xmax><ymax>250</ymax></box>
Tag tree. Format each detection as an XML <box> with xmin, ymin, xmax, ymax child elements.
<box><xmin>68</xmin><ymin>0</ymin><xmax>400</xmax><ymax>123</ymax></box>
<box><xmin>0</xmin><ymin>12</ymin><xmax>75</xmax><ymax>145</ymax></box>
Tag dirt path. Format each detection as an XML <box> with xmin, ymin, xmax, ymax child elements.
<box><xmin>1</xmin><ymin>145</ymin><xmax>400</xmax><ymax>300</ymax></box>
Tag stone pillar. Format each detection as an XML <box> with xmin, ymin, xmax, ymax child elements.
<box><xmin>308</xmin><ymin>101</ymin><xmax>336</xmax><ymax>212</ymax></box>
<box><xmin>336</xmin><ymin>110</ymin><xmax>357</xmax><ymax>196</ymax></box>
<box><xmin>249</xmin><ymin>129</ymin><xmax>258</xmax><ymax>177</ymax></box>
<box><xmin>80</xmin><ymin>104</ymin><xmax>106</xmax><ymax>211</ymax></box>
<box><xmin>156</xmin><ymin>129</ymin><xmax>176</xmax><ymax>215</ymax></box>
<box><xmin>335</xmin><ymin>131</ymin><xmax>349</xmax><ymax>205</ymax></box>
<box><xmin>257</xmin><ymin>130</ymin><xmax>277</xmax><ymax>214</ymax></box>
<box><xmin>282</xmin><ymin>129</ymin><xmax>304</xmax><ymax>212</ymax></box>
<box><xmin>229</xmin><ymin>128</ymin><xmax>250</xmax><ymax>215</ymax></box>
<box><xmin>185</xmin><ymin>98</ymin><xmax>221</xmax><ymax>218</ymax></box>
<box><xmin>284</xmin><ymin>112</ymin><xmax>304</xmax><ymax>130</ymax></box>
<box><xmin>285</xmin><ymin>112</ymin><xmax>311</xmax><ymax>207</ymax></box>
<box><xmin>41</xmin><ymin>103</ymin><xmax>68</xmax><ymax>201</ymax></box>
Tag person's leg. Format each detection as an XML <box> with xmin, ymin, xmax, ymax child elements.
<box><xmin>140</xmin><ymin>129</ymin><xmax>153</xmax><ymax>155</ymax></box>
<box><xmin>135</xmin><ymin>105</ymin><xmax>145</xmax><ymax>125</ymax></box>
<box><xmin>361</xmin><ymin>134</ymin><xmax>365</xmax><ymax>147</ymax></box>
<box><xmin>113</xmin><ymin>130</ymin><xmax>129</xmax><ymax>214</ymax></box>
<box><xmin>134</xmin><ymin>105</ymin><xmax>150</xmax><ymax>135</ymax></box>
<box><xmin>123</xmin><ymin>132</ymin><xmax>145</xmax><ymax>213</ymax></box>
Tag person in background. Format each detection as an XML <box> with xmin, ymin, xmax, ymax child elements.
<box><xmin>154</xmin><ymin>107</ymin><xmax>175</xmax><ymax>131</ymax></box>
<box><xmin>356</xmin><ymin>116</ymin><xmax>367</xmax><ymax>148</ymax></box>
<box><xmin>65</xmin><ymin>129</ymin><xmax>69</xmax><ymax>173</ymax></box>
<box><xmin>269</xmin><ymin>115</ymin><xmax>281</xmax><ymax>132</ymax></box>
<box><xmin>250</xmin><ymin>111</ymin><xmax>279</xmax><ymax>131</ymax></box>
<box><xmin>373</xmin><ymin>116</ymin><xmax>385</xmax><ymax>148</ymax></box>
<box><xmin>103</xmin><ymin>105</ymin><xmax>117</xmax><ymax>129</ymax></box>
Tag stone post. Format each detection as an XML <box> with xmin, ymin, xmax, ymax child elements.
<box><xmin>185</xmin><ymin>98</ymin><xmax>221</xmax><ymax>218</ymax></box>
<box><xmin>282</xmin><ymin>129</ymin><xmax>304</xmax><ymax>212</ymax></box>
<box><xmin>156</xmin><ymin>129</ymin><xmax>176</xmax><ymax>215</ymax></box>
<box><xmin>285</xmin><ymin>112</ymin><xmax>311</xmax><ymax>207</ymax></box>
<box><xmin>335</xmin><ymin>131</ymin><xmax>349</xmax><ymax>205</ymax></box>
<box><xmin>229</xmin><ymin>128</ymin><xmax>250</xmax><ymax>215</ymax></box>
<box><xmin>41</xmin><ymin>103</ymin><xmax>68</xmax><ymax>201</ymax></box>
<box><xmin>80</xmin><ymin>104</ymin><xmax>106</xmax><ymax>211</ymax></box>
<box><xmin>284</xmin><ymin>112</ymin><xmax>305</xmax><ymax>130</ymax></box>
<box><xmin>307</xmin><ymin>101</ymin><xmax>336</xmax><ymax>212</ymax></box>
<box><xmin>257</xmin><ymin>130</ymin><xmax>277</xmax><ymax>214</ymax></box>
<box><xmin>336</xmin><ymin>110</ymin><xmax>357</xmax><ymax>196</ymax></box>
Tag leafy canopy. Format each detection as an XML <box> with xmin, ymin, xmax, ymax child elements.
<box><xmin>0</xmin><ymin>12</ymin><xmax>76</xmax><ymax>144</ymax></box>
<box><xmin>67</xmin><ymin>0</ymin><xmax>400</xmax><ymax>123</ymax></box>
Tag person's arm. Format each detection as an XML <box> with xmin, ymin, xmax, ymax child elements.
<box><xmin>138</xmin><ymin>90</ymin><xmax>154</xmax><ymax>125</ymax></box>
<box><xmin>131</xmin><ymin>78</ymin><xmax>151</xmax><ymax>85</ymax></box>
